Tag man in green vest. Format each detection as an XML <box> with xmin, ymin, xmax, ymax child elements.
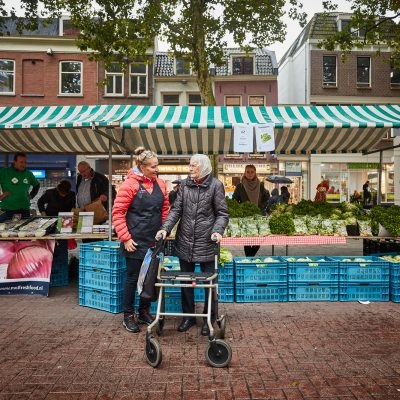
<box><xmin>0</xmin><ymin>152</ymin><xmax>40</xmax><ymax>222</ymax></box>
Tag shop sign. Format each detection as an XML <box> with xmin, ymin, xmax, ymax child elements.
<box><xmin>347</xmin><ymin>163</ymin><xmax>380</xmax><ymax>169</ymax></box>
<box><xmin>158</xmin><ymin>165</ymin><xmax>190</xmax><ymax>173</ymax></box>
<box><xmin>285</xmin><ymin>162</ymin><xmax>302</xmax><ymax>175</ymax></box>
<box><xmin>223</xmin><ymin>163</ymin><xmax>271</xmax><ymax>174</ymax></box>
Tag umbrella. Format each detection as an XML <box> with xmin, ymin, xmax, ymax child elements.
<box><xmin>266</xmin><ymin>175</ymin><xmax>293</xmax><ymax>184</ymax></box>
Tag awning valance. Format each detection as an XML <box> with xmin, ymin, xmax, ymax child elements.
<box><xmin>0</xmin><ymin>104</ymin><xmax>399</xmax><ymax>154</ymax></box>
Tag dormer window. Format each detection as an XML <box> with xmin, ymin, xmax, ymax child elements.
<box><xmin>232</xmin><ymin>56</ymin><xmax>254</xmax><ymax>75</ymax></box>
<box><xmin>175</xmin><ymin>58</ymin><xmax>191</xmax><ymax>75</ymax></box>
<box><xmin>337</xmin><ymin>17</ymin><xmax>365</xmax><ymax>38</ymax></box>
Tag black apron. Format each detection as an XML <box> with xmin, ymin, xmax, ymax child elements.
<box><xmin>121</xmin><ymin>180</ymin><xmax>164</xmax><ymax>259</ymax></box>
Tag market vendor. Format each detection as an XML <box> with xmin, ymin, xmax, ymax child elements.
<box><xmin>232</xmin><ymin>164</ymin><xmax>270</xmax><ymax>257</ymax></box>
<box><xmin>0</xmin><ymin>152</ymin><xmax>40</xmax><ymax>222</ymax></box>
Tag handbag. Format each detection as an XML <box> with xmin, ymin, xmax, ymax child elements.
<box><xmin>84</xmin><ymin>198</ymin><xmax>108</xmax><ymax>224</ymax></box>
<box><xmin>137</xmin><ymin>240</ymin><xmax>165</xmax><ymax>301</ymax></box>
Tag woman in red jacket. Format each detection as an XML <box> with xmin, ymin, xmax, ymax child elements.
<box><xmin>112</xmin><ymin>147</ymin><xmax>169</xmax><ymax>333</ymax></box>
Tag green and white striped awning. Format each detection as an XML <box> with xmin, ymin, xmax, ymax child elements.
<box><xmin>0</xmin><ymin>104</ymin><xmax>399</xmax><ymax>154</ymax></box>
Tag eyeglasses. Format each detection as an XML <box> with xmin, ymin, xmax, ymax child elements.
<box><xmin>189</xmin><ymin>164</ymin><xmax>199</xmax><ymax>168</ymax></box>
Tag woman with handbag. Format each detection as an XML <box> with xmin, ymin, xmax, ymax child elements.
<box><xmin>112</xmin><ymin>147</ymin><xmax>169</xmax><ymax>333</ymax></box>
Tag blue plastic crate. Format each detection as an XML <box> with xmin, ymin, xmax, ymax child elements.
<box><xmin>218</xmin><ymin>284</ymin><xmax>234</xmax><ymax>303</ymax></box>
<box><xmin>79</xmin><ymin>241</ymin><xmax>126</xmax><ymax>271</ymax></box>
<box><xmin>79</xmin><ymin>286</ymin><xmax>124</xmax><ymax>313</ymax></box>
<box><xmin>234</xmin><ymin>257</ymin><xmax>287</xmax><ymax>284</ymax></box>
<box><xmin>218</xmin><ymin>262</ymin><xmax>234</xmax><ymax>284</ymax></box>
<box><xmin>235</xmin><ymin>283</ymin><xmax>287</xmax><ymax>302</ymax></box>
<box><xmin>328</xmin><ymin>256</ymin><xmax>390</xmax><ymax>284</ymax></box>
<box><xmin>79</xmin><ymin>266</ymin><xmax>126</xmax><ymax>291</ymax></box>
<box><xmin>339</xmin><ymin>283</ymin><xmax>389</xmax><ymax>302</ymax></box>
<box><xmin>288</xmin><ymin>283</ymin><xmax>339</xmax><ymax>302</ymax></box>
<box><xmin>390</xmin><ymin>284</ymin><xmax>400</xmax><ymax>302</ymax></box>
<box><xmin>50</xmin><ymin>270</ymin><xmax>69</xmax><ymax>287</ymax></box>
<box><xmin>382</xmin><ymin>259</ymin><xmax>400</xmax><ymax>284</ymax></box>
<box><xmin>283</xmin><ymin>256</ymin><xmax>338</xmax><ymax>284</ymax></box>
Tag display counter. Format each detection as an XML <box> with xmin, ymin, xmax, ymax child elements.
<box><xmin>0</xmin><ymin>233</ymin><xmax>109</xmax><ymax>241</ymax></box>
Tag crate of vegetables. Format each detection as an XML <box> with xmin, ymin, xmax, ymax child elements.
<box><xmin>234</xmin><ymin>256</ymin><xmax>287</xmax><ymax>284</ymax></box>
<box><xmin>283</xmin><ymin>256</ymin><xmax>339</xmax><ymax>284</ymax></box>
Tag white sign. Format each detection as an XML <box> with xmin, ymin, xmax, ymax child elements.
<box><xmin>233</xmin><ymin>124</ymin><xmax>253</xmax><ymax>153</ymax></box>
<box><xmin>255</xmin><ymin>124</ymin><xmax>275</xmax><ymax>152</ymax></box>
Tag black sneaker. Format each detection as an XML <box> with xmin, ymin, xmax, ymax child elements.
<box><xmin>123</xmin><ymin>313</ymin><xmax>140</xmax><ymax>333</ymax></box>
<box><xmin>138</xmin><ymin>311</ymin><xmax>155</xmax><ymax>325</ymax></box>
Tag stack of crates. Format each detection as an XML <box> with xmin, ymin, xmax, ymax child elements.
<box><xmin>234</xmin><ymin>256</ymin><xmax>287</xmax><ymax>302</ymax></box>
<box><xmin>329</xmin><ymin>256</ymin><xmax>390</xmax><ymax>302</ymax></box>
<box><xmin>284</xmin><ymin>256</ymin><xmax>339</xmax><ymax>302</ymax></box>
<box><xmin>78</xmin><ymin>241</ymin><xmax>126</xmax><ymax>313</ymax></box>
<box><xmin>217</xmin><ymin>261</ymin><xmax>235</xmax><ymax>303</ymax></box>
<box><xmin>387</xmin><ymin>258</ymin><xmax>400</xmax><ymax>302</ymax></box>
<box><xmin>50</xmin><ymin>240</ymin><xmax>69</xmax><ymax>287</ymax></box>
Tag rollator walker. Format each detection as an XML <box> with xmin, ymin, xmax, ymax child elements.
<box><xmin>144</xmin><ymin>237</ymin><xmax>232</xmax><ymax>368</ymax></box>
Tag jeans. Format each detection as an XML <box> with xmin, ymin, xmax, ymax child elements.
<box><xmin>123</xmin><ymin>257</ymin><xmax>151</xmax><ymax>314</ymax></box>
<box><xmin>0</xmin><ymin>209</ymin><xmax>30</xmax><ymax>223</ymax></box>
<box><xmin>179</xmin><ymin>259</ymin><xmax>215</xmax><ymax>319</ymax></box>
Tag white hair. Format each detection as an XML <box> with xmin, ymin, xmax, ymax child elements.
<box><xmin>190</xmin><ymin>154</ymin><xmax>212</xmax><ymax>179</ymax></box>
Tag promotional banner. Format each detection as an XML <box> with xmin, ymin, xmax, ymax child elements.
<box><xmin>255</xmin><ymin>124</ymin><xmax>275</xmax><ymax>152</ymax></box>
<box><xmin>233</xmin><ymin>124</ymin><xmax>253</xmax><ymax>153</ymax></box>
<box><xmin>0</xmin><ymin>240</ymin><xmax>55</xmax><ymax>296</ymax></box>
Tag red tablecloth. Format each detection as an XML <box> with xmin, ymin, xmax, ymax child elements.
<box><xmin>220</xmin><ymin>236</ymin><xmax>347</xmax><ymax>246</ymax></box>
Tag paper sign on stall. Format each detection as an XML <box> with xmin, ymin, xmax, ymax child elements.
<box><xmin>233</xmin><ymin>124</ymin><xmax>253</xmax><ymax>153</ymax></box>
<box><xmin>255</xmin><ymin>124</ymin><xmax>275</xmax><ymax>152</ymax></box>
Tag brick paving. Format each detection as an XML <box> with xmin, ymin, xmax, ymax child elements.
<box><xmin>1</xmin><ymin>239</ymin><xmax>400</xmax><ymax>400</ymax></box>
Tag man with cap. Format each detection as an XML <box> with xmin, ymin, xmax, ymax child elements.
<box><xmin>168</xmin><ymin>180</ymin><xmax>181</xmax><ymax>207</ymax></box>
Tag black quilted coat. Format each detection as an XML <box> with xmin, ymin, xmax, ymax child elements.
<box><xmin>161</xmin><ymin>174</ymin><xmax>229</xmax><ymax>263</ymax></box>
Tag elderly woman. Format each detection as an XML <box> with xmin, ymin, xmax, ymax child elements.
<box><xmin>157</xmin><ymin>154</ymin><xmax>229</xmax><ymax>336</ymax></box>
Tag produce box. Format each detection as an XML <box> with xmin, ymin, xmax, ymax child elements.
<box><xmin>328</xmin><ymin>256</ymin><xmax>389</xmax><ymax>284</ymax></box>
<box><xmin>379</xmin><ymin>255</ymin><xmax>400</xmax><ymax>285</ymax></box>
<box><xmin>390</xmin><ymin>284</ymin><xmax>400</xmax><ymax>303</ymax></box>
<box><xmin>283</xmin><ymin>256</ymin><xmax>338</xmax><ymax>284</ymax></box>
<box><xmin>79</xmin><ymin>241</ymin><xmax>126</xmax><ymax>271</ymax></box>
<box><xmin>234</xmin><ymin>256</ymin><xmax>287</xmax><ymax>284</ymax></box>
<box><xmin>235</xmin><ymin>283</ymin><xmax>287</xmax><ymax>302</ymax></box>
<box><xmin>339</xmin><ymin>283</ymin><xmax>389</xmax><ymax>302</ymax></box>
<box><xmin>79</xmin><ymin>266</ymin><xmax>126</xmax><ymax>291</ymax></box>
<box><xmin>79</xmin><ymin>286</ymin><xmax>124</xmax><ymax>313</ymax></box>
<box><xmin>288</xmin><ymin>283</ymin><xmax>339</xmax><ymax>302</ymax></box>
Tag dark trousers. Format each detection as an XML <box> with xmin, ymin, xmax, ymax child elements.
<box><xmin>0</xmin><ymin>209</ymin><xmax>30</xmax><ymax>223</ymax></box>
<box><xmin>123</xmin><ymin>257</ymin><xmax>151</xmax><ymax>314</ymax></box>
<box><xmin>179</xmin><ymin>259</ymin><xmax>215</xmax><ymax>319</ymax></box>
<box><xmin>244</xmin><ymin>245</ymin><xmax>260</xmax><ymax>257</ymax></box>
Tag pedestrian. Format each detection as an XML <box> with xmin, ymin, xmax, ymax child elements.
<box><xmin>0</xmin><ymin>152</ymin><xmax>40</xmax><ymax>222</ymax></box>
<box><xmin>265</xmin><ymin>188</ymin><xmax>283</xmax><ymax>213</ymax></box>
<box><xmin>280</xmin><ymin>185</ymin><xmax>290</xmax><ymax>204</ymax></box>
<box><xmin>156</xmin><ymin>154</ymin><xmax>229</xmax><ymax>336</ymax></box>
<box><xmin>232</xmin><ymin>164</ymin><xmax>269</xmax><ymax>257</ymax></box>
<box><xmin>112</xmin><ymin>147</ymin><xmax>169</xmax><ymax>333</ymax></box>
<box><xmin>76</xmin><ymin>161</ymin><xmax>111</xmax><ymax>210</ymax></box>
<box><xmin>37</xmin><ymin>179</ymin><xmax>76</xmax><ymax>216</ymax></box>
<box><xmin>168</xmin><ymin>180</ymin><xmax>180</xmax><ymax>207</ymax></box>
<box><xmin>363</xmin><ymin>180</ymin><xmax>372</xmax><ymax>205</ymax></box>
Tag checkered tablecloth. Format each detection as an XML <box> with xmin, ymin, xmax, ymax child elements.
<box><xmin>220</xmin><ymin>236</ymin><xmax>347</xmax><ymax>246</ymax></box>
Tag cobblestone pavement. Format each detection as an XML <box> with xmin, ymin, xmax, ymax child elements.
<box><xmin>1</xmin><ymin>239</ymin><xmax>400</xmax><ymax>400</ymax></box>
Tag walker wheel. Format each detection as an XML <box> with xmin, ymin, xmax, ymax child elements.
<box><xmin>205</xmin><ymin>339</ymin><xmax>232</xmax><ymax>368</ymax></box>
<box><xmin>145</xmin><ymin>337</ymin><xmax>162</xmax><ymax>368</ymax></box>
<box><xmin>217</xmin><ymin>315</ymin><xmax>227</xmax><ymax>339</ymax></box>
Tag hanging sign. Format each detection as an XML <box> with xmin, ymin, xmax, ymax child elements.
<box><xmin>233</xmin><ymin>124</ymin><xmax>253</xmax><ymax>153</ymax></box>
<box><xmin>255</xmin><ymin>124</ymin><xmax>275</xmax><ymax>152</ymax></box>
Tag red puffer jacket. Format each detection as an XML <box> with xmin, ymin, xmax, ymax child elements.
<box><xmin>112</xmin><ymin>169</ymin><xmax>169</xmax><ymax>244</ymax></box>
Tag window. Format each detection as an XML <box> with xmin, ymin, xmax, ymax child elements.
<box><xmin>390</xmin><ymin>59</ymin><xmax>400</xmax><ymax>87</ymax></box>
<box><xmin>249</xmin><ymin>95</ymin><xmax>265</xmax><ymax>106</ymax></box>
<box><xmin>105</xmin><ymin>63</ymin><xmax>124</xmax><ymax>96</ymax></box>
<box><xmin>225</xmin><ymin>95</ymin><xmax>241</xmax><ymax>106</ymax></box>
<box><xmin>232</xmin><ymin>56</ymin><xmax>254</xmax><ymax>75</ymax></box>
<box><xmin>130</xmin><ymin>62</ymin><xmax>147</xmax><ymax>96</ymax></box>
<box><xmin>176</xmin><ymin>58</ymin><xmax>191</xmax><ymax>75</ymax></box>
<box><xmin>188</xmin><ymin>93</ymin><xmax>202</xmax><ymax>105</ymax></box>
<box><xmin>323</xmin><ymin>55</ymin><xmax>337</xmax><ymax>87</ymax></box>
<box><xmin>357</xmin><ymin>57</ymin><xmax>371</xmax><ymax>87</ymax></box>
<box><xmin>162</xmin><ymin>93</ymin><xmax>180</xmax><ymax>105</ymax></box>
<box><xmin>337</xmin><ymin>18</ymin><xmax>365</xmax><ymax>38</ymax></box>
<box><xmin>0</xmin><ymin>59</ymin><xmax>15</xmax><ymax>94</ymax></box>
<box><xmin>59</xmin><ymin>61</ymin><xmax>82</xmax><ymax>95</ymax></box>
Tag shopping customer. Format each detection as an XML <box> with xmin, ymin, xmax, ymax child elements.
<box><xmin>156</xmin><ymin>154</ymin><xmax>229</xmax><ymax>336</ymax></box>
<box><xmin>38</xmin><ymin>179</ymin><xmax>76</xmax><ymax>216</ymax></box>
<box><xmin>0</xmin><ymin>152</ymin><xmax>40</xmax><ymax>222</ymax></box>
<box><xmin>112</xmin><ymin>147</ymin><xmax>169</xmax><ymax>333</ymax></box>
<box><xmin>232</xmin><ymin>164</ymin><xmax>269</xmax><ymax>257</ymax></box>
